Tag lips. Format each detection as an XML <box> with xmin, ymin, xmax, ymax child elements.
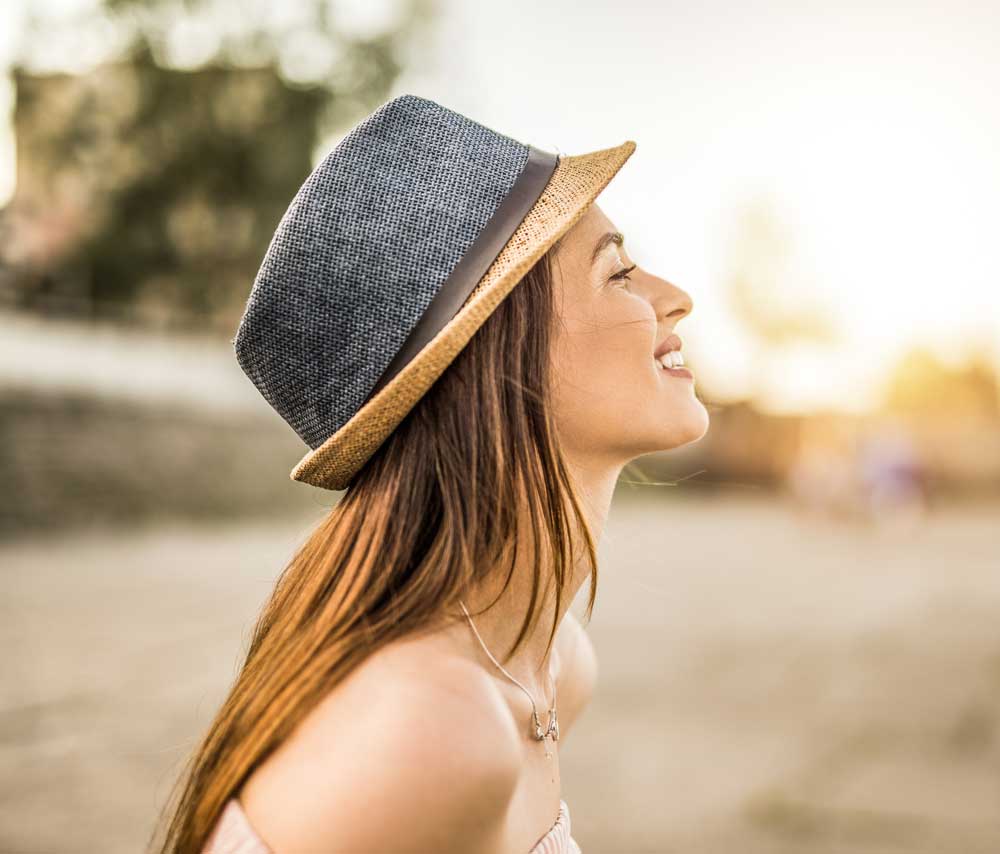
<box><xmin>653</xmin><ymin>333</ymin><xmax>682</xmax><ymax>360</ymax></box>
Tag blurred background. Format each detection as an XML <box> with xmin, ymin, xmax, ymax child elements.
<box><xmin>1</xmin><ymin>0</ymin><xmax>998</xmax><ymax>851</ymax></box>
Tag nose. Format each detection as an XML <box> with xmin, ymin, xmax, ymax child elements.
<box><xmin>643</xmin><ymin>269</ymin><xmax>693</xmax><ymax>324</ymax></box>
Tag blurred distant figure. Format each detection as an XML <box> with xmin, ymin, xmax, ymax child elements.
<box><xmin>856</xmin><ymin>417</ymin><xmax>928</xmax><ymax>530</ymax></box>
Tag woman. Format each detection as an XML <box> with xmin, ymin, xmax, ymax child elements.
<box><xmin>153</xmin><ymin>93</ymin><xmax>708</xmax><ymax>853</ymax></box>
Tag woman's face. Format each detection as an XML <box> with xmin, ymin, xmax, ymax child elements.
<box><xmin>548</xmin><ymin>202</ymin><xmax>709</xmax><ymax>468</ymax></box>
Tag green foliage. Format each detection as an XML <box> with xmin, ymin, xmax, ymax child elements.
<box><xmin>1</xmin><ymin>1</ymin><xmax>435</xmax><ymax>331</ymax></box>
<box><xmin>8</xmin><ymin>42</ymin><xmax>326</xmax><ymax>327</ymax></box>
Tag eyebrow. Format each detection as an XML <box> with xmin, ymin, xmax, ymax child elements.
<box><xmin>591</xmin><ymin>231</ymin><xmax>625</xmax><ymax>266</ymax></box>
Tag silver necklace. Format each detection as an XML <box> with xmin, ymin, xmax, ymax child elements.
<box><xmin>459</xmin><ymin>600</ymin><xmax>559</xmax><ymax>758</ymax></box>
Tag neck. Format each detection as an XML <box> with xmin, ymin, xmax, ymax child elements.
<box><xmin>454</xmin><ymin>458</ymin><xmax>622</xmax><ymax>700</ymax></box>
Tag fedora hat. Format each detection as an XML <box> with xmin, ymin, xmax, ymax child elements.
<box><xmin>233</xmin><ymin>93</ymin><xmax>635</xmax><ymax>491</ymax></box>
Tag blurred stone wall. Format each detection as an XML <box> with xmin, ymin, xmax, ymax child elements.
<box><xmin>0</xmin><ymin>386</ymin><xmax>327</xmax><ymax>539</ymax></box>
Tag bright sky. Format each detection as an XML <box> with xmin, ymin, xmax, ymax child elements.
<box><xmin>2</xmin><ymin>0</ymin><xmax>999</xmax><ymax>414</ymax></box>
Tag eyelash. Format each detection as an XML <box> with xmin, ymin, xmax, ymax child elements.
<box><xmin>610</xmin><ymin>264</ymin><xmax>637</xmax><ymax>287</ymax></box>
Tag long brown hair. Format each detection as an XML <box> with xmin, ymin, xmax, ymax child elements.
<box><xmin>150</xmin><ymin>242</ymin><xmax>600</xmax><ymax>853</ymax></box>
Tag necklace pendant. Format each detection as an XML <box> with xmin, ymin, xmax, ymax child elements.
<box><xmin>531</xmin><ymin>710</ymin><xmax>546</xmax><ymax>741</ymax></box>
<box><xmin>545</xmin><ymin>707</ymin><xmax>559</xmax><ymax>742</ymax></box>
<box><xmin>538</xmin><ymin>708</ymin><xmax>558</xmax><ymax>759</ymax></box>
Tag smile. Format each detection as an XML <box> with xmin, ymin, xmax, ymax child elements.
<box><xmin>654</xmin><ymin>350</ymin><xmax>693</xmax><ymax>380</ymax></box>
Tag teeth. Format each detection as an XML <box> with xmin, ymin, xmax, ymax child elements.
<box><xmin>656</xmin><ymin>350</ymin><xmax>685</xmax><ymax>369</ymax></box>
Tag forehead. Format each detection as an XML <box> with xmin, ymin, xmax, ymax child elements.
<box><xmin>553</xmin><ymin>203</ymin><xmax>622</xmax><ymax>270</ymax></box>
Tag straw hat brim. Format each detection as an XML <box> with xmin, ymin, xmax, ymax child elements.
<box><xmin>290</xmin><ymin>139</ymin><xmax>637</xmax><ymax>491</ymax></box>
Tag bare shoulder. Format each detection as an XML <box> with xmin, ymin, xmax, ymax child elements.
<box><xmin>239</xmin><ymin>639</ymin><xmax>521</xmax><ymax>854</ymax></box>
<box><xmin>553</xmin><ymin>611</ymin><xmax>598</xmax><ymax>742</ymax></box>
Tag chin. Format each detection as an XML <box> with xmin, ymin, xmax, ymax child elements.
<box><xmin>658</xmin><ymin>398</ymin><xmax>711</xmax><ymax>450</ymax></box>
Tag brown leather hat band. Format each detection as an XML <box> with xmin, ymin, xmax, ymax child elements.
<box><xmin>363</xmin><ymin>144</ymin><xmax>560</xmax><ymax>405</ymax></box>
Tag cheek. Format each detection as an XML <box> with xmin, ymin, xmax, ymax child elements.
<box><xmin>552</xmin><ymin>311</ymin><xmax>657</xmax><ymax>417</ymax></box>
<box><xmin>570</xmin><ymin>337</ymin><xmax>649</xmax><ymax>391</ymax></box>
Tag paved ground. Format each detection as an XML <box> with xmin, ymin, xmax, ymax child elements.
<box><xmin>2</xmin><ymin>492</ymin><xmax>998</xmax><ymax>853</ymax></box>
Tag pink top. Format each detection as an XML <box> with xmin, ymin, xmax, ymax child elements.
<box><xmin>202</xmin><ymin>796</ymin><xmax>581</xmax><ymax>853</ymax></box>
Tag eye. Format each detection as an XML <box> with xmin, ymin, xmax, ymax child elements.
<box><xmin>609</xmin><ymin>263</ymin><xmax>637</xmax><ymax>288</ymax></box>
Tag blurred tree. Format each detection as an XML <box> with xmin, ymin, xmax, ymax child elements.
<box><xmin>0</xmin><ymin>0</ymin><xmax>437</xmax><ymax>331</ymax></box>
<box><xmin>722</xmin><ymin>195</ymin><xmax>842</xmax><ymax>408</ymax></box>
<box><xmin>725</xmin><ymin>196</ymin><xmax>840</xmax><ymax>347</ymax></box>
<box><xmin>881</xmin><ymin>345</ymin><xmax>1000</xmax><ymax>421</ymax></box>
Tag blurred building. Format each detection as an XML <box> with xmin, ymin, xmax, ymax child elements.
<box><xmin>636</xmin><ymin>387</ymin><xmax>1000</xmax><ymax>506</ymax></box>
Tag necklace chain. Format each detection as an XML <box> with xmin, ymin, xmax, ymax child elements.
<box><xmin>459</xmin><ymin>600</ymin><xmax>560</xmax><ymax>751</ymax></box>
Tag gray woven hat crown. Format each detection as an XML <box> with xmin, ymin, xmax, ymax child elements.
<box><xmin>233</xmin><ymin>93</ymin><xmax>556</xmax><ymax>451</ymax></box>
